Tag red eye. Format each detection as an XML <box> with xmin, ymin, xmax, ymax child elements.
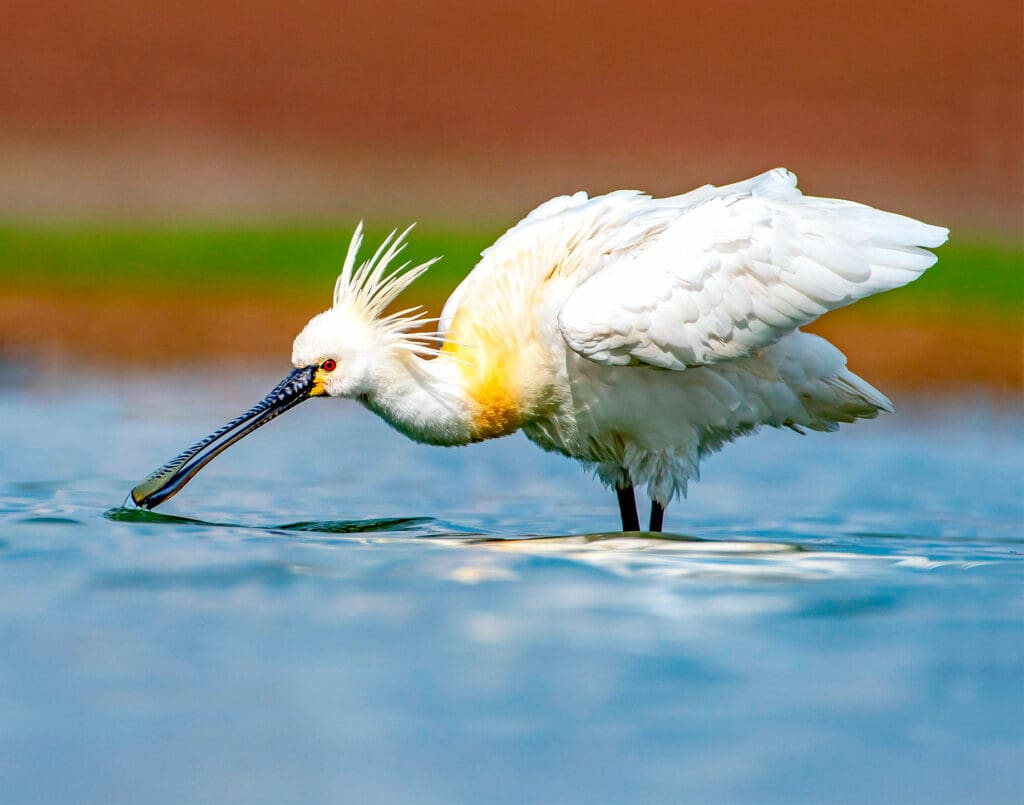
<box><xmin>321</xmin><ymin>359</ymin><xmax>337</xmax><ymax>372</ymax></box>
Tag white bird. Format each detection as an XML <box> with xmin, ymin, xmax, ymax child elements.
<box><xmin>131</xmin><ymin>168</ymin><xmax>948</xmax><ymax>532</ymax></box>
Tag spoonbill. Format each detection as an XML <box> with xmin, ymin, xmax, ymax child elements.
<box><xmin>130</xmin><ymin>168</ymin><xmax>947</xmax><ymax>531</ymax></box>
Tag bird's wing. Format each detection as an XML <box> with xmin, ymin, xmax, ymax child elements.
<box><xmin>557</xmin><ymin>172</ymin><xmax>948</xmax><ymax>370</ymax></box>
<box><xmin>437</xmin><ymin>190</ymin><xmax>632</xmax><ymax>338</ymax></box>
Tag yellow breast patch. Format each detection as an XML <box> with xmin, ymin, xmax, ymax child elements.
<box><xmin>442</xmin><ymin>308</ymin><xmax>524</xmax><ymax>441</ymax></box>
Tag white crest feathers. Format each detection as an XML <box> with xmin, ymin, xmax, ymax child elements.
<box><xmin>332</xmin><ymin>222</ymin><xmax>445</xmax><ymax>358</ymax></box>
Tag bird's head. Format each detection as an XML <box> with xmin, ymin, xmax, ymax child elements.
<box><xmin>128</xmin><ymin>223</ymin><xmax>441</xmax><ymax>509</ymax></box>
<box><xmin>290</xmin><ymin>304</ymin><xmax>387</xmax><ymax>399</ymax></box>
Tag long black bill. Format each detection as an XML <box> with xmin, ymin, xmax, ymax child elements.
<box><xmin>129</xmin><ymin>365</ymin><xmax>319</xmax><ymax>510</ymax></box>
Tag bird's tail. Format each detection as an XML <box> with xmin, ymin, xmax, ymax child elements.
<box><xmin>781</xmin><ymin>333</ymin><xmax>894</xmax><ymax>432</ymax></box>
<box><xmin>822</xmin><ymin>368</ymin><xmax>894</xmax><ymax>421</ymax></box>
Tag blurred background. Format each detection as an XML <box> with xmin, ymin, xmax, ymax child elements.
<box><xmin>2</xmin><ymin>7</ymin><xmax>1022</xmax><ymax>803</ymax></box>
<box><xmin>1</xmin><ymin>0</ymin><xmax>1021</xmax><ymax>392</ymax></box>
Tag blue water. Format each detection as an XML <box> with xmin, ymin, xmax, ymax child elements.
<box><xmin>1</xmin><ymin>365</ymin><xmax>1022</xmax><ymax>804</ymax></box>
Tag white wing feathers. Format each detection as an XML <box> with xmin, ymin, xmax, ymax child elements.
<box><xmin>557</xmin><ymin>170</ymin><xmax>948</xmax><ymax>370</ymax></box>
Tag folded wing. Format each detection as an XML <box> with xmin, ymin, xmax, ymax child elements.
<box><xmin>557</xmin><ymin>171</ymin><xmax>948</xmax><ymax>370</ymax></box>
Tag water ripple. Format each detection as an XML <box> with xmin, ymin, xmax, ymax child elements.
<box><xmin>91</xmin><ymin>561</ymin><xmax>299</xmax><ymax>591</ymax></box>
<box><xmin>104</xmin><ymin>506</ymin><xmax>445</xmax><ymax>536</ymax></box>
<box><xmin>277</xmin><ymin>517</ymin><xmax>435</xmax><ymax>534</ymax></box>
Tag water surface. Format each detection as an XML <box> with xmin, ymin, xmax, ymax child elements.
<box><xmin>1</xmin><ymin>366</ymin><xmax>1021</xmax><ymax>804</ymax></box>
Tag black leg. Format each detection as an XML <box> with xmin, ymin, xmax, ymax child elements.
<box><xmin>616</xmin><ymin>485</ymin><xmax>640</xmax><ymax>532</ymax></box>
<box><xmin>649</xmin><ymin>500</ymin><xmax>665</xmax><ymax>533</ymax></box>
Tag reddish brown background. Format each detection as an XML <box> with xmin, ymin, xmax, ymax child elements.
<box><xmin>1</xmin><ymin>1</ymin><xmax>1021</xmax><ymax>232</ymax></box>
<box><xmin>1</xmin><ymin>2</ymin><xmax>1020</xmax><ymax>392</ymax></box>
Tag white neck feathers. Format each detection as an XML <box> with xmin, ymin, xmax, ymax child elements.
<box><xmin>360</xmin><ymin>352</ymin><xmax>475</xmax><ymax>446</ymax></box>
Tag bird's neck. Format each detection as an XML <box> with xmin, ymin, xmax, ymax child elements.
<box><xmin>359</xmin><ymin>353</ymin><xmax>477</xmax><ymax>446</ymax></box>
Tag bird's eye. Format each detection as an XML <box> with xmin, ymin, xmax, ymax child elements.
<box><xmin>321</xmin><ymin>359</ymin><xmax>337</xmax><ymax>372</ymax></box>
